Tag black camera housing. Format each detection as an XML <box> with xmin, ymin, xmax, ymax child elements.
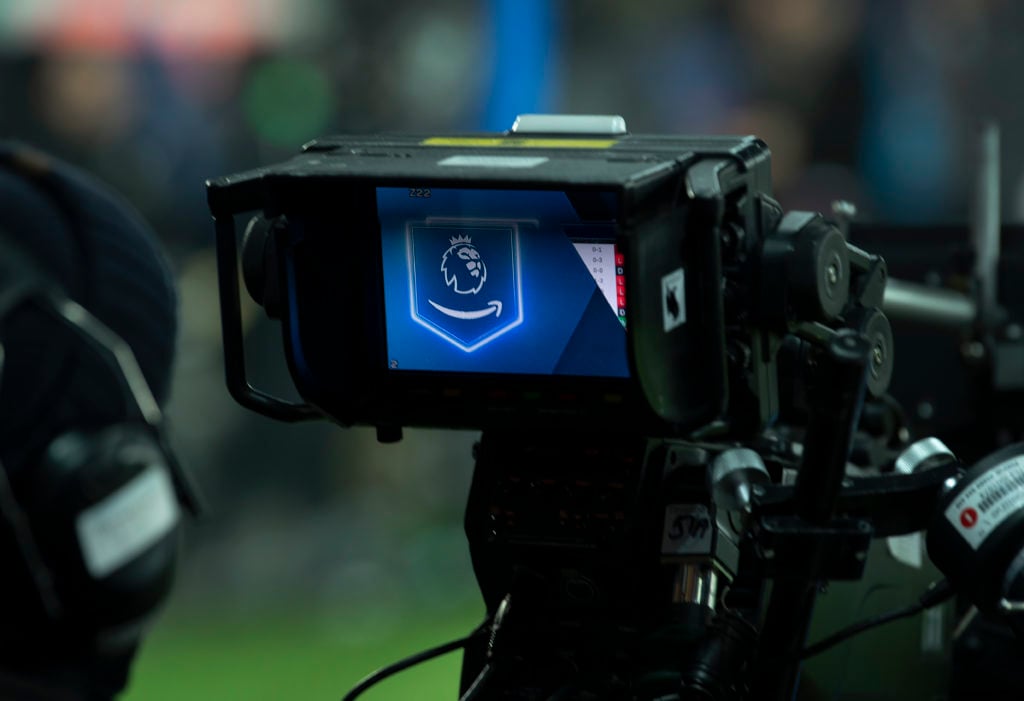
<box><xmin>208</xmin><ymin>131</ymin><xmax>776</xmax><ymax>436</ymax></box>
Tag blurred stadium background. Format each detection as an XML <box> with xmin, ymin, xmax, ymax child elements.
<box><xmin>1</xmin><ymin>0</ymin><xmax>1024</xmax><ymax>698</ymax></box>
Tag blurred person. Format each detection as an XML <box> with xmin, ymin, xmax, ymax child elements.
<box><xmin>561</xmin><ymin>0</ymin><xmax>870</xmax><ymax>209</ymax></box>
<box><xmin>29</xmin><ymin>47</ymin><xmax>229</xmax><ymax>257</ymax></box>
<box><xmin>0</xmin><ymin>143</ymin><xmax>190</xmax><ymax>699</ymax></box>
<box><xmin>561</xmin><ymin>0</ymin><xmax>1014</xmax><ymax>220</ymax></box>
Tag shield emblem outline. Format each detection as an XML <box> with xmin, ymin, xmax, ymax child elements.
<box><xmin>405</xmin><ymin>219</ymin><xmax>525</xmax><ymax>353</ymax></box>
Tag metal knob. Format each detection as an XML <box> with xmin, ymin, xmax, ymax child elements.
<box><xmin>711</xmin><ymin>448</ymin><xmax>770</xmax><ymax>514</ymax></box>
<box><xmin>894</xmin><ymin>437</ymin><xmax>955</xmax><ymax>475</ymax></box>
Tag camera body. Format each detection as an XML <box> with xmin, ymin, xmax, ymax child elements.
<box><xmin>208</xmin><ymin>124</ymin><xmax>782</xmax><ymax>437</ymax></box>
<box><xmin>210</xmin><ymin>118</ymin><xmax>912</xmax><ymax>699</ymax></box>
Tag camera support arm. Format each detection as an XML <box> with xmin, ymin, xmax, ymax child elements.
<box><xmin>752</xmin><ymin>331</ymin><xmax>872</xmax><ymax>700</ymax></box>
<box><xmin>754</xmin><ymin>461</ymin><xmax>960</xmax><ymax>540</ymax></box>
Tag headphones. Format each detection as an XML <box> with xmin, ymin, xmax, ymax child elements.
<box><xmin>0</xmin><ymin>146</ymin><xmax>199</xmax><ymax>660</ymax></box>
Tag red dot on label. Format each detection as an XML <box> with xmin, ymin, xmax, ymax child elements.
<box><xmin>960</xmin><ymin>507</ymin><xmax>979</xmax><ymax>528</ymax></box>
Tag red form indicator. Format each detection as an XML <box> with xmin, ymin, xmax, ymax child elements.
<box><xmin>615</xmin><ymin>244</ymin><xmax>626</xmax><ymax>326</ymax></box>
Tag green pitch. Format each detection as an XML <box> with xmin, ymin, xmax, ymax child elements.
<box><xmin>123</xmin><ymin>602</ymin><xmax>484</xmax><ymax>701</ymax></box>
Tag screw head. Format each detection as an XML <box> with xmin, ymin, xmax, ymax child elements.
<box><xmin>962</xmin><ymin>341</ymin><xmax>985</xmax><ymax>361</ymax></box>
<box><xmin>831</xmin><ymin>200</ymin><xmax>858</xmax><ymax>220</ymax></box>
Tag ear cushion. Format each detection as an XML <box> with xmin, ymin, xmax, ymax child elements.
<box><xmin>0</xmin><ymin>143</ymin><xmax>178</xmax><ymax>477</ymax></box>
<box><xmin>19</xmin><ymin>424</ymin><xmax>179</xmax><ymax>635</ymax></box>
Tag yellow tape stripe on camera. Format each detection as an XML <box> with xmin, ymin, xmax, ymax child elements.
<box><xmin>421</xmin><ymin>137</ymin><xmax>617</xmax><ymax>149</ymax></box>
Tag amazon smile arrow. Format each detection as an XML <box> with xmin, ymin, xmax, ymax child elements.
<box><xmin>427</xmin><ymin>299</ymin><xmax>503</xmax><ymax>319</ymax></box>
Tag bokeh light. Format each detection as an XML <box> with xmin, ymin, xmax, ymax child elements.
<box><xmin>242</xmin><ymin>57</ymin><xmax>334</xmax><ymax>147</ymax></box>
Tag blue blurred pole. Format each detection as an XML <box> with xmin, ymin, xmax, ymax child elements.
<box><xmin>482</xmin><ymin>0</ymin><xmax>557</xmax><ymax>131</ymax></box>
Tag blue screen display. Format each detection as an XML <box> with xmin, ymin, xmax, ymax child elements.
<box><xmin>378</xmin><ymin>187</ymin><xmax>629</xmax><ymax>377</ymax></box>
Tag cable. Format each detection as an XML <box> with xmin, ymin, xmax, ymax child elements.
<box><xmin>458</xmin><ymin>594</ymin><xmax>511</xmax><ymax>701</ymax></box>
<box><xmin>341</xmin><ymin>594</ymin><xmax>513</xmax><ymax>701</ymax></box>
<box><xmin>459</xmin><ymin>662</ymin><xmax>495</xmax><ymax>701</ymax></box>
<box><xmin>801</xmin><ymin>579</ymin><xmax>955</xmax><ymax>660</ymax></box>
<box><xmin>341</xmin><ymin>623</ymin><xmax>488</xmax><ymax>701</ymax></box>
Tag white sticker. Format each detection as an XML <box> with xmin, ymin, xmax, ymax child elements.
<box><xmin>945</xmin><ymin>456</ymin><xmax>1024</xmax><ymax>550</ymax></box>
<box><xmin>887</xmin><ymin>531</ymin><xmax>923</xmax><ymax>569</ymax></box>
<box><xmin>921</xmin><ymin>606</ymin><xmax>945</xmax><ymax>654</ymax></box>
<box><xmin>661</xmin><ymin>504</ymin><xmax>712</xmax><ymax>556</ymax></box>
<box><xmin>438</xmin><ymin>155</ymin><xmax>548</xmax><ymax>169</ymax></box>
<box><xmin>661</xmin><ymin>268</ymin><xmax>686</xmax><ymax>332</ymax></box>
<box><xmin>76</xmin><ymin>465</ymin><xmax>180</xmax><ymax>578</ymax></box>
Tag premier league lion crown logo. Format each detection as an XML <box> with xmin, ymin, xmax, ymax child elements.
<box><xmin>407</xmin><ymin>223</ymin><xmax>523</xmax><ymax>352</ymax></box>
<box><xmin>441</xmin><ymin>234</ymin><xmax>487</xmax><ymax>294</ymax></box>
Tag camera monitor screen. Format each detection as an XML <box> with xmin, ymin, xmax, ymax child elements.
<box><xmin>378</xmin><ymin>187</ymin><xmax>629</xmax><ymax>377</ymax></box>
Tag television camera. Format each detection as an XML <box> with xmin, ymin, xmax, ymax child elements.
<box><xmin>208</xmin><ymin>115</ymin><xmax>1024</xmax><ymax>700</ymax></box>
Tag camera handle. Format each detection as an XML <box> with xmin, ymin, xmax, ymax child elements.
<box><xmin>752</xmin><ymin>330</ymin><xmax>871</xmax><ymax>700</ymax></box>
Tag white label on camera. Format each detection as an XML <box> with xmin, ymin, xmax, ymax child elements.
<box><xmin>662</xmin><ymin>504</ymin><xmax>712</xmax><ymax>555</ymax></box>
<box><xmin>76</xmin><ymin>465</ymin><xmax>179</xmax><ymax>578</ymax></box>
<box><xmin>438</xmin><ymin>155</ymin><xmax>548</xmax><ymax>168</ymax></box>
<box><xmin>887</xmin><ymin>532</ymin><xmax>924</xmax><ymax>569</ymax></box>
<box><xmin>661</xmin><ymin>267</ymin><xmax>686</xmax><ymax>332</ymax></box>
<box><xmin>944</xmin><ymin>456</ymin><xmax>1024</xmax><ymax>550</ymax></box>
<box><xmin>921</xmin><ymin>606</ymin><xmax>945</xmax><ymax>654</ymax></box>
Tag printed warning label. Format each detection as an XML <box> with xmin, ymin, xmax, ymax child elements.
<box><xmin>945</xmin><ymin>456</ymin><xmax>1024</xmax><ymax>550</ymax></box>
